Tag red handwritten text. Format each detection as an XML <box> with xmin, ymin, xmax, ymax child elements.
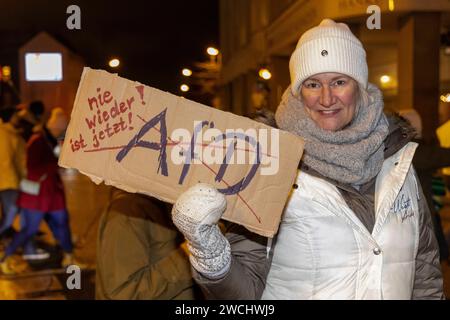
<box><xmin>70</xmin><ymin>134</ymin><xmax>87</xmax><ymax>152</ymax></box>
<box><xmin>84</xmin><ymin>87</ymin><xmax>136</xmax><ymax>149</ymax></box>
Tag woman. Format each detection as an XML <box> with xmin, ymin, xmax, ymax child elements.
<box><xmin>170</xmin><ymin>19</ymin><xmax>444</xmax><ymax>299</ymax></box>
<box><xmin>1</xmin><ymin>108</ymin><xmax>77</xmax><ymax>273</ymax></box>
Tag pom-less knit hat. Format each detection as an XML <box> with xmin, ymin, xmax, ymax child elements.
<box><xmin>289</xmin><ymin>19</ymin><xmax>368</xmax><ymax>94</ymax></box>
<box><xmin>46</xmin><ymin>107</ymin><xmax>68</xmax><ymax>134</ymax></box>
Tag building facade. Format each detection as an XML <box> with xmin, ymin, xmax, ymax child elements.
<box><xmin>19</xmin><ymin>31</ymin><xmax>85</xmax><ymax>116</ymax></box>
<box><xmin>218</xmin><ymin>0</ymin><xmax>450</xmax><ymax>143</ymax></box>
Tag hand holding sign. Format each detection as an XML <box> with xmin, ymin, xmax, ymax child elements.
<box><xmin>172</xmin><ymin>183</ymin><xmax>231</xmax><ymax>277</ymax></box>
<box><xmin>59</xmin><ymin>68</ymin><xmax>304</xmax><ymax>237</ymax></box>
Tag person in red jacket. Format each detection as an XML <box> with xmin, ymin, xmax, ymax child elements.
<box><xmin>1</xmin><ymin>108</ymin><xmax>77</xmax><ymax>274</ymax></box>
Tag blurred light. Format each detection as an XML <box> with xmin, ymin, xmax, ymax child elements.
<box><xmin>440</xmin><ymin>93</ymin><xmax>450</xmax><ymax>103</ymax></box>
<box><xmin>109</xmin><ymin>58</ymin><xmax>120</xmax><ymax>68</ymax></box>
<box><xmin>2</xmin><ymin>66</ymin><xmax>11</xmax><ymax>77</ymax></box>
<box><xmin>182</xmin><ymin>68</ymin><xmax>192</xmax><ymax>77</ymax></box>
<box><xmin>389</xmin><ymin>0</ymin><xmax>395</xmax><ymax>11</ymax></box>
<box><xmin>207</xmin><ymin>47</ymin><xmax>219</xmax><ymax>56</ymax></box>
<box><xmin>258</xmin><ymin>68</ymin><xmax>272</xmax><ymax>80</ymax></box>
<box><xmin>380</xmin><ymin>75</ymin><xmax>391</xmax><ymax>84</ymax></box>
<box><xmin>180</xmin><ymin>84</ymin><xmax>190</xmax><ymax>92</ymax></box>
<box><xmin>2</xmin><ymin>66</ymin><xmax>11</xmax><ymax>80</ymax></box>
<box><xmin>445</xmin><ymin>47</ymin><xmax>450</xmax><ymax>56</ymax></box>
<box><xmin>25</xmin><ymin>53</ymin><xmax>62</xmax><ymax>81</ymax></box>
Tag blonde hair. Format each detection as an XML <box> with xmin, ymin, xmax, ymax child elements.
<box><xmin>358</xmin><ymin>84</ymin><xmax>370</xmax><ymax>108</ymax></box>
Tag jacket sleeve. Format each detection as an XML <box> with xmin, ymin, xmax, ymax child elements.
<box><xmin>192</xmin><ymin>223</ymin><xmax>273</xmax><ymax>299</ymax></box>
<box><xmin>26</xmin><ymin>135</ymin><xmax>58</xmax><ymax>177</ymax></box>
<box><xmin>412</xmin><ymin>172</ymin><xmax>445</xmax><ymax>300</ymax></box>
<box><xmin>15</xmin><ymin>137</ymin><xmax>27</xmax><ymax>180</ymax></box>
<box><xmin>96</xmin><ymin>210</ymin><xmax>194</xmax><ymax>300</ymax></box>
<box><xmin>0</xmin><ymin>131</ymin><xmax>14</xmax><ymax>176</ymax></box>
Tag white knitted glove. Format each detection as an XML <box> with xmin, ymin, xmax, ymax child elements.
<box><xmin>172</xmin><ymin>183</ymin><xmax>231</xmax><ymax>278</ymax></box>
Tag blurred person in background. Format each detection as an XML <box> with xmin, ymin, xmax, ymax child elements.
<box><xmin>399</xmin><ymin>109</ymin><xmax>450</xmax><ymax>263</ymax></box>
<box><xmin>13</xmin><ymin>103</ymin><xmax>51</xmax><ymax>262</ymax></box>
<box><xmin>27</xmin><ymin>100</ymin><xmax>45</xmax><ymax>125</ymax></box>
<box><xmin>96</xmin><ymin>188</ymin><xmax>199</xmax><ymax>300</ymax></box>
<box><xmin>0</xmin><ymin>107</ymin><xmax>26</xmax><ymax>240</ymax></box>
<box><xmin>0</xmin><ymin>108</ymin><xmax>80</xmax><ymax>274</ymax></box>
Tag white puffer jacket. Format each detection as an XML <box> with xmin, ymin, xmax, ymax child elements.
<box><xmin>262</xmin><ymin>142</ymin><xmax>422</xmax><ymax>299</ymax></box>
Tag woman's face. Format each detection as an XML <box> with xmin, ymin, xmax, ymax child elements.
<box><xmin>300</xmin><ymin>73</ymin><xmax>359</xmax><ymax>131</ymax></box>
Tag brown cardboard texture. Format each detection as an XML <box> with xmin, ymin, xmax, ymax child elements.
<box><xmin>59</xmin><ymin>67</ymin><xmax>304</xmax><ymax>237</ymax></box>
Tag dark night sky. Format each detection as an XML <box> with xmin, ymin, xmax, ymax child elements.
<box><xmin>0</xmin><ymin>0</ymin><xmax>219</xmax><ymax>94</ymax></box>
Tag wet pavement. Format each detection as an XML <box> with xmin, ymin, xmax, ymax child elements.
<box><xmin>0</xmin><ymin>168</ymin><xmax>449</xmax><ymax>299</ymax></box>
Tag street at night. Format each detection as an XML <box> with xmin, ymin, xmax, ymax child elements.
<box><xmin>1</xmin><ymin>0</ymin><xmax>450</xmax><ymax>305</ymax></box>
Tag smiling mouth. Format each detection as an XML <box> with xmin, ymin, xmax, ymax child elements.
<box><xmin>318</xmin><ymin>109</ymin><xmax>340</xmax><ymax>115</ymax></box>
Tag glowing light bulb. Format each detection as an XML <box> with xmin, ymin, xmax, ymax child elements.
<box><xmin>440</xmin><ymin>93</ymin><xmax>450</xmax><ymax>103</ymax></box>
<box><xmin>182</xmin><ymin>68</ymin><xmax>192</xmax><ymax>76</ymax></box>
<box><xmin>380</xmin><ymin>75</ymin><xmax>391</xmax><ymax>84</ymax></box>
<box><xmin>259</xmin><ymin>68</ymin><xmax>272</xmax><ymax>80</ymax></box>
<box><xmin>207</xmin><ymin>47</ymin><xmax>219</xmax><ymax>56</ymax></box>
<box><xmin>109</xmin><ymin>58</ymin><xmax>120</xmax><ymax>68</ymax></box>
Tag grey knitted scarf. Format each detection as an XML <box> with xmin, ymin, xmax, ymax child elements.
<box><xmin>275</xmin><ymin>83</ymin><xmax>389</xmax><ymax>185</ymax></box>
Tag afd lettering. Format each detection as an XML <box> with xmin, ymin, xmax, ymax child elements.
<box><xmin>171</xmin><ymin>121</ymin><xmax>279</xmax><ymax>175</ymax></box>
<box><xmin>116</xmin><ymin>109</ymin><xmax>280</xmax><ymax>196</ymax></box>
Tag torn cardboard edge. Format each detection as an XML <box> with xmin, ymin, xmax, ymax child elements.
<box><xmin>59</xmin><ymin>67</ymin><xmax>304</xmax><ymax>238</ymax></box>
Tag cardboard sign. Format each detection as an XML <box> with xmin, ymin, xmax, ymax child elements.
<box><xmin>59</xmin><ymin>67</ymin><xmax>304</xmax><ymax>237</ymax></box>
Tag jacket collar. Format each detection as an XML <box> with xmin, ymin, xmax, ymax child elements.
<box><xmin>383</xmin><ymin>114</ymin><xmax>416</xmax><ymax>159</ymax></box>
<box><xmin>297</xmin><ymin>114</ymin><xmax>415</xmax><ymax>193</ymax></box>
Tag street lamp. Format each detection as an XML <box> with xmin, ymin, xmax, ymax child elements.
<box><xmin>207</xmin><ymin>47</ymin><xmax>219</xmax><ymax>56</ymax></box>
<box><xmin>258</xmin><ymin>68</ymin><xmax>272</xmax><ymax>80</ymax></box>
<box><xmin>207</xmin><ymin>47</ymin><xmax>221</xmax><ymax>65</ymax></box>
<box><xmin>388</xmin><ymin>0</ymin><xmax>395</xmax><ymax>11</ymax></box>
<box><xmin>440</xmin><ymin>93</ymin><xmax>450</xmax><ymax>103</ymax></box>
<box><xmin>182</xmin><ymin>68</ymin><xmax>192</xmax><ymax>77</ymax></box>
<box><xmin>180</xmin><ymin>84</ymin><xmax>190</xmax><ymax>92</ymax></box>
<box><xmin>380</xmin><ymin>75</ymin><xmax>391</xmax><ymax>84</ymax></box>
<box><xmin>1</xmin><ymin>66</ymin><xmax>11</xmax><ymax>81</ymax></box>
<box><xmin>109</xmin><ymin>58</ymin><xmax>120</xmax><ymax>68</ymax></box>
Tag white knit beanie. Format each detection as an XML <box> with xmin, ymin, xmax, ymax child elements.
<box><xmin>289</xmin><ymin>19</ymin><xmax>368</xmax><ymax>94</ymax></box>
